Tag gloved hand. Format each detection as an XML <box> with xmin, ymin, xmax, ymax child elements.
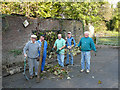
<box><xmin>56</xmin><ymin>49</ymin><xmax>60</xmax><ymax>54</ymax></box>
<box><xmin>52</xmin><ymin>48</ymin><xmax>54</xmax><ymax>51</ymax></box>
<box><xmin>50</xmin><ymin>48</ymin><xmax>54</xmax><ymax>52</ymax></box>
<box><xmin>76</xmin><ymin>46</ymin><xmax>79</xmax><ymax>48</ymax></box>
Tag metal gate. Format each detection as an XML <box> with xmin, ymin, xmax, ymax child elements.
<box><xmin>96</xmin><ymin>33</ymin><xmax>118</xmax><ymax>46</ymax></box>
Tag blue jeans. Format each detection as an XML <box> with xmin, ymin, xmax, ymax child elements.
<box><xmin>81</xmin><ymin>51</ymin><xmax>91</xmax><ymax>70</ymax></box>
<box><xmin>66</xmin><ymin>52</ymin><xmax>73</xmax><ymax>65</ymax></box>
<box><xmin>28</xmin><ymin>58</ymin><xmax>38</xmax><ymax>76</ymax></box>
<box><xmin>57</xmin><ymin>54</ymin><xmax>64</xmax><ymax>67</ymax></box>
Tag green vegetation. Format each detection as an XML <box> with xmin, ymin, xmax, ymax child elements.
<box><xmin>1</xmin><ymin>1</ymin><xmax>120</xmax><ymax>46</ymax></box>
<box><xmin>9</xmin><ymin>49</ymin><xmax>22</xmax><ymax>57</ymax></box>
<box><xmin>33</xmin><ymin>30</ymin><xmax>66</xmax><ymax>57</ymax></box>
<box><xmin>1</xmin><ymin>2</ymin><xmax>120</xmax><ymax>32</ymax></box>
<box><xmin>96</xmin><ymin>31</ymin><xmax>119</xmax><ymax>36</ymax></box>
<box><xmin>44</xmin><ymin>64</ymin><xmax>69</xmax><ymax>79</ymax></box>
<box><xmin>97</xmin><ymin>37</ymin><xmax>118</xmax><ymax>46</ymax></box>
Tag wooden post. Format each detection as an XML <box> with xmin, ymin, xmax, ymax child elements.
<box><xmin>36</xmin><ymin>41</ymin><xmax>44</xmax><ymax>83</ymax></box>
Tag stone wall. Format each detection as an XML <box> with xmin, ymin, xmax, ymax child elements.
<box><xmin>2</xmin><ymin>16</ymin><xmax>84</xmax><ymax>65</ymax></box>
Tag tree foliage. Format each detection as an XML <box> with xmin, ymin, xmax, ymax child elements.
<box><xmin>1</xmin><ymin>1</ymin><xmax>119</xmax><ymax>31</ymax></box>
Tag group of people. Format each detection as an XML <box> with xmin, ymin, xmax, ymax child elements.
<box><xmin>23</xmin><ymin>31</ymin><xmax>96</xmax><ymax>79</ymax></box>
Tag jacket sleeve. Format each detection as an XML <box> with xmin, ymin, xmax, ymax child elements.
<box><xmin>90</xmin><ymin>38</ymin><xmax>96</xmax><ymax>52</ymax></box>
<box><xmin>23</xmin><ymin>42</ymin><xmax>29</xmax><ymax>55</ymax></box>
<box><xmin>78</xmin><ymin>39</ymin><xmax>82</xmax><ymax>47</ymax></box>
<box><xmin>73</xmin><ymin>37</ymin><xmax>76</xmax><ymax>47</ymax></box>
<box><xmin>46</xmin><ymin>41</ymin><xmax>47</xmax><ymax>49</ymax></box>
<box><xmin>65</xmin><ymin>40</ymin><xmax>68</xmax><ymax>47</ymax></box>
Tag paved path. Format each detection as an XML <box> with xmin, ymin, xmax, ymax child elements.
<box><xmin>2</xmin><ymin>48</ymin><xmax>118</xmax><ymax>88</ymax></box>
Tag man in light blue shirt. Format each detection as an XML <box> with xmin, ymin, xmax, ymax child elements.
<box><xmin>53</xmin><ymin>34</ymin><xmax>66</xmax><ymax>67</ymax></box>
<box><xmin>66</xmin><ymin>32</ymin><xmax>76</xmax><ymax>66</ymax></box>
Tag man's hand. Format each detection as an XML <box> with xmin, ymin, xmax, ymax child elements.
<box><xmin>24</xmin><ymin>54</ymin><xmax>27</xmax><ymax>57</ymax></box>
<box><xmin>95</xmin><ymin>53</ymin><xmax>96</xmax><ymax>56</ymax></box>
<box><xmin>67</xmin><ymin>46</ymin><xmax>71</xmax><ymax>49</ymax></box>
<box><xmin>91</xmin><ymin>50</ymin><xmax>93</xmax><ymax>53</ymax></box>
<box><xmin>59</xmin><ymin>48</ymin><xmax>62</xmax><ymax>50</ymax></box>
<box><xmin>71</xmin><ymin>45</ymin><xmax>74</xmax><ymax>47</ymax></box>
<box><xmin>95</xmin><ymin>51</ymin><xmax>97</xmax><ymax>56</ymax></box>
<box><xmin>69</xmin><ymin>47</ymin><xmax>71</xmax><ymax>49</ymax></box>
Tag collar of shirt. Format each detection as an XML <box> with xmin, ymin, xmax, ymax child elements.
<box><xmin>68</xmin><ymin>36</ymin><xmax>72</xmax><ymax>39</ymax></box>
<box><xmin>58</xmin><ymin>38</ymin><xmax>62</xmax><ymax>40</ymax></box>
<box><xmin>30</xmin><ymin>40</ymin><xmax>36</xmax><ymax>44</ymax></box>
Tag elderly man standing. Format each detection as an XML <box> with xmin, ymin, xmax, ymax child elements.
<box><xmin>78</xmin><ymin>31</ymin><xmax>96</xmax><ymax>73</ymax></box>
<box><xmin>23</xmin><ymin>35</ymin><xmax>41</xmax><ymax>79</ymax></box>
<box><xmin>65</xmin><ymin>32</ymin><xmax>76</xmax><ymax>66</ymax></box>
<box><xmin>37</xmin><ymin>35</ymin><xmax>47</xmax><ymax>72</ymax></box>
<box><xmin>53</xmin><ymin>34</ymin><xmax>66</xmax><ymax>67</ymax></box>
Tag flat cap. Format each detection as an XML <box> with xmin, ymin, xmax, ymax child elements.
<box><xmin>31</xmin><ymin>35</ymin><xmax>37</xmax><ymax>38</ymax></box>
<box><xmin>68</xmin><ymin>32</ymin><xmax>71</xmax><ymax>34</ymax></box>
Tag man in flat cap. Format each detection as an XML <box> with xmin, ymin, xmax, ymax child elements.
<box><xmin>37</xmin><ymin>35</ymin><xmax>47</xmax><ymax>72</ymax></box>
<box><xmin>23</xmin><ymin>35</ymin><xmax>41</xmax><ymax>79</ymax></box>
<box><xmin>78</xmin><ymin>31</ymin><xmax>96</xmax><ymax>73</ymax></box>
<box><xmin>65</xmin><ymin>32</ymin><xmax>76</xmax><ymax>66</ymax></box>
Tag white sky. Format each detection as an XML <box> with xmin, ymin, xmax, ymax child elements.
<box><xmin>107</xmin><ymin>0</ymin><xmax>120</xmax><ymax>8</ymax></box>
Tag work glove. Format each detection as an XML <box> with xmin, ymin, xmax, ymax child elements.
<box><xmin>56</xmin><ymin>49</ymin><xmax>60</xmax><ymax>54</ymax></box>
<box><xmin>51</xmin><ymin>48</ymin><xmax>54</xmax><ymax>52</ymax></box>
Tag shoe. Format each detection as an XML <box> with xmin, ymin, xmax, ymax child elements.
<box><xmin>80</xmin><ymin>69</ymin><xmax>84</xmax><ymax>72</ymax></box>
<box><xmin>29</xmin><ymin>76</ymin><xmax>33</xmax><ymax>79</ymax></box>
<box><xmin>71</xmin><ymin>64</ymin><xmax>74</xmax><ymax>66</ymax></box>
<box><xmin>35</xmin><ymin>75</ymin><xmax>37</xmax><ymax>77</ymax></box>
<box><xmin>86</xmin><ymin>69</ymin><xmax>90</xmax><ymax>73</ymax></box>
<box><xmin>65</xmin><ymin>64</ymin><xmax>69</xmax><ymax>66</ymax></box>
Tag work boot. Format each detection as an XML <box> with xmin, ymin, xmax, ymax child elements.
<box><xmin>70</xmin><ymin>64</ymin><xmax>74</xmax><ymax>66</ymax></box>
<box><xmin>35</xmin><ymin>74</ymin><xmax>37</xmax><ymax>77</ymax></box>
<box><xmin>65</xmin><ymin>64</ymin><xmax>69</xmax><ymax>66</ymax></box>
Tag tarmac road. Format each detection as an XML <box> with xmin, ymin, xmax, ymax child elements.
<box><xmin>2</xmin><ymin>47</ymin><xmax>118</xmax><ymax>88</ymax></box>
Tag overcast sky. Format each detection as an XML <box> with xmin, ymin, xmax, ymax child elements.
<box><xmin>107</xmin><ymin>0</ymin><xmax>120</xmax><ymax>8</ymax></box>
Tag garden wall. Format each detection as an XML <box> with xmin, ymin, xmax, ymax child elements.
<box><xmin>2</xmin><ymin>16</ymin><xmax>84</xmax><ymax>66</ymax></box>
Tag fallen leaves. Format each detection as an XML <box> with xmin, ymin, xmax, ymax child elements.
<box><xmin>44</xmin><ymin>64</ymin><xmax>69</xmax><ymax>80</ymax></box>
<box><xmin>92</xmin><ymin>76</ymin><xmax>94</xmax><ymax>79</ymax></box>
<box><xmin>98</xmin><ymin>80</ymin><xmax>102</xmax><ymax>84</ymax></box>
<box><xmin>54</xmin><ymin>71</ymin><xmax>58</xmax><ymax>76</ymax></box>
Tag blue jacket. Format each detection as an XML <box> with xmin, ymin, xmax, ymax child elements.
<box><xmin>78</xmin><ymin>37</ymin><xmax>96</xmax><ymax>52</ymax></box>
<box><xmin>37</xmin><ymin>40</ymin><xmax>47</xmax><ymax>56</ymax></box>
<box><xmin>66</xmin><ymin>37</ymin><xmax>76</xmax><ymax>47</ymax></box>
